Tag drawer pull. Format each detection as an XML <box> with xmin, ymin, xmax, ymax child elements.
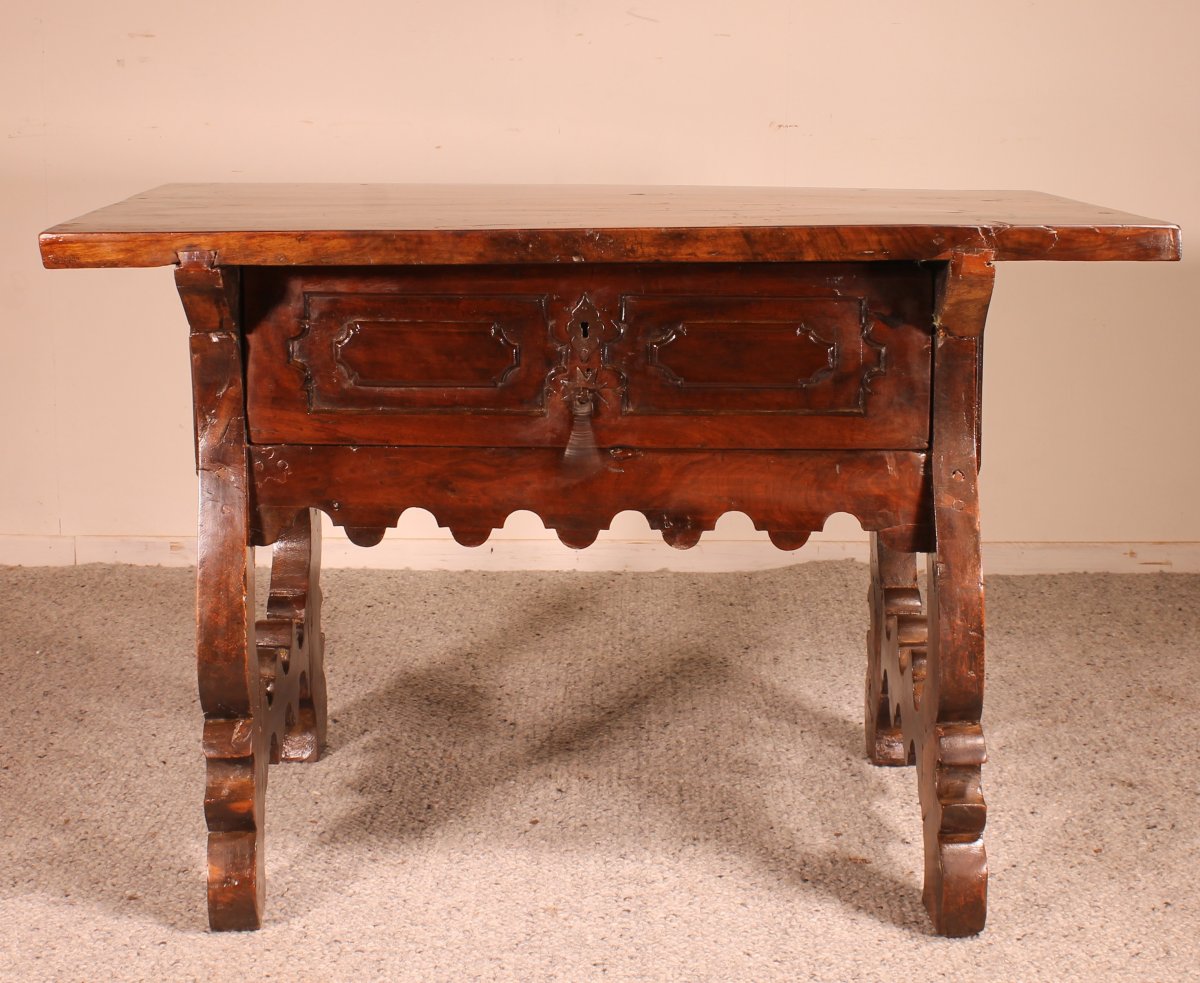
<box><xmin>558</xmin><ymin>295</ymin><xmax>620</xmax><ymax>474</ymax></box>
<box><xmin>563</xmin><ymin>376</ymin><xmax>602</xmax><ymax>474</ymax></box>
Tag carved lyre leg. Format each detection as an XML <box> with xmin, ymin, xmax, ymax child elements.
<box><xmin>864</xmin><ymin>252</ymin><xmax>993</xmax><ymax>936</ymax></box>
<box><xmin>179</xmin><ymin>251</ymin><xmax>267</xmax><ymax>930</ymax></box>
<box><xmin>180</xmin><ymin>253</ymin><xmax>329</xmax><ymax>930</ymax></box>
<box><xmin>918</xmin><ymin>251</ymin><xmax>993</xmax><ymax>935</ymax></box>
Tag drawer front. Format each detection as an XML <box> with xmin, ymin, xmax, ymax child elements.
<box><xmin>619</xmin><ymin>294</ymin><xmax>876</xmax><ymax>414</ymax></box>
<box><xmin>244</xmin><ymin>263</ymin><xmax>933</xmax><ymax>449</ymax></box>
<box><xmin>294</xmin><ymin>293</ymin><xmax>551</xmax><ymax>413</ymax></box>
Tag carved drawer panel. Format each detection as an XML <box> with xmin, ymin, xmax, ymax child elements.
<box><xmin>293</xmin><ymin>293</ymin><xmax>548</xmax><ymax>413</ymax></box>
<box><xmin>244</xmin><ymin>263</ymin><xmax>933</xmax><ymax>449</ymax></box>
<box><xmin>619</xmin><ymin>295</ymin><xmax>877</xmax><ymax>414</ymax></box>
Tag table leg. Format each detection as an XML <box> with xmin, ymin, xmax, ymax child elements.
<box><xmin>198</xmin><ymin>542</ymin><xmax>267</xmax><ymax>931</ymax></box>
<box><xmin>178</xmin><ymin>253</ymin><xmax>261</xmax><ymax>929</ymax></box>
<box><xmin>863</xmin><ymin>252</ymin><xmax>993</xmax><ymax>936</ymax></box>
<box><xmin>180</xmin><ymin>253</ymin><xmax>328</xmax><ymax>930</ymax></box>
<box><xmin>921</xmin><ymin>252</ymin><xmax>993</xmax><ymax>935</ymax></box>
<box><xmin>198</xmin><ymin>509</ymin><xmax>327</xmax><ymax>931</ymax></box>
<box><xmin>919</xmin><ymin>535</ymin><xmax>987</xmax><ymax>936</ymax></box>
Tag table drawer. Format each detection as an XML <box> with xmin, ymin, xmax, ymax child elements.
<box><xmin>244</xmin><ymin>263</ymin><xmax>933</xmax><ymax>449</ymax></box>
<box><xmin>293</xmin><ymin>292</ymin><xmax>551</xmax><ymax>414</ymax></box>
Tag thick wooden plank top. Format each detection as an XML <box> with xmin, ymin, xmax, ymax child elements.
<box><xmin>40</xmin><ymin>184</ymin><xmax>1180</xmax><ymax>268</ymax></box>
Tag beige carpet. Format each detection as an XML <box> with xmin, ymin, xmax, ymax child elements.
<box><xmin>0</xmin><ymin>562</ymin><xmax>1196</xmax><ymax>982</ymax></box>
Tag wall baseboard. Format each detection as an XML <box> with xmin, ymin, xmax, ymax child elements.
<box><xmin>1</xmin><ymin>534</ymin><xmax>1197</xmax><ymax>574</ymax></box>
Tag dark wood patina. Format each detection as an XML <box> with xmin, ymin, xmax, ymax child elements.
<box><xmin>40</xmin><ymin>184</ymin><xmax>1180</xmax><ymax>936</ymax></box>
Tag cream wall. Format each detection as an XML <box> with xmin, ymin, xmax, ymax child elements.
<box><xmin>2</xmin><ymin>1</ymin><xmax>1197</xmax><ymax>567</ymax></box>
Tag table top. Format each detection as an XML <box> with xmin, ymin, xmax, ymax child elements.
<box><xmin>40</xmin><ymin>184</ymin><xmax>1180</xmax><ymax>268</ymax></box>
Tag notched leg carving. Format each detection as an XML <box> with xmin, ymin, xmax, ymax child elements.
<box><xmin>865</xmin><ymin>249</ymin><xmax>993</xmax><ymax>936</ymax></box>
<box><xmin>912</xmin><ymin>544</ymin><xmax>988</xmax><ymax>936</ymax></box>
<box><xmin>184</xmin><ymin>257</ymin><xmax>328</xmax><ymax>931</ymax></box>
<box><xmin>182</xmin><ymin>253</ymin><xmax>271</xmax><ymax>931</ymax></box>
<box><xmin>865</xmin><ymin>533</ymin><xmax>988</xmax><ymax>936</ymax></box>
<box><xmin>864</xmin><ymin>533</ymin><xmax>923</xmax><ymax>767</ymax></box>
<box><xmin>919</xmin><ymin>720</ymin><xmax>988</xmax><ymax>936</ymax></box>
<box><xmin>913</xmin><ymin>249</ymin><xmax>993</xmax><ymax>937</ymax></box>
<box><xmin>864</xmin><ymin>665</ymin><xmax>906</xmax><ymax>766</ymax></box>
<box><xmin>256</xmin><ymin>508</ymin><xmax>328</xmax><ymax>764</ymax></box>
<box><xmin>203</xmin><ymin>717</ymin><xmax>267</xmax><ymax>930</ymax></box>
<box><xmin>201</xmin><ymin>509</ymin><xmax>328</xmax><ymax>932</ymax></box>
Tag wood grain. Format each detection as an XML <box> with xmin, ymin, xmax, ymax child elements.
<box><xmin>41</xmin><ymin>185</ymin><xmax>1181</xmax><ymax>936</ymax></box>
<box><xmin>177</xmin><ymin>252</ymin><xmax>266</xmax><ymax>930</ymax></box>
<box><xmin>918</xmin><ymin>252</ymin><xmax>993</xmax><ymax>936</ymax></box>
<box><xmin>244</xmin><ymin>262</ymin><xmax>933</xmax><ymax>450</ymax></box>
<box><xmin>39</xmin><ymin>184</ymin><xmax>1180</xmax><ymax>268</ymax></box>
<box><xmin>249</xmin><ymin>445</ymin><xmax>933</xmax><ymax>554</ymax></box>
<box><xmin>864</xmin><ymin>537</ymin><xmax>924</xmax><ymax>768</ymax></box>
<box><xmin>862</xmin><ymin>251</ymin><xmax>994</xmax><ymax>937</ymax></box>
<box><xmin>180</xmin><ymin>255</ymin><xmax>328</xmax><ymax>931</ymax></box>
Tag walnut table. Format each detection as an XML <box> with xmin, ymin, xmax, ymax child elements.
<box><xmin>40</xmin><ymin>185</ymin><xmax>1180</xmax><ymax>935</ymax></box>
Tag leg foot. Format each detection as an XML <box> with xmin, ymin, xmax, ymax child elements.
<box><xmin>919</xmin><ymin>723</ymin><xmax>988</xmax><ymax>936</ymax></box>
<box><xmin>203</xmin><ymin>718</ymin><xmax>268</xmax><ymax>930</ymax></box>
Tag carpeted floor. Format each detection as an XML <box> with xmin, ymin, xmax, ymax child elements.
<box><xmin>0</xmin><ymin>562</ymin><xmax>1196</xmax><ymax>982</ymax></box>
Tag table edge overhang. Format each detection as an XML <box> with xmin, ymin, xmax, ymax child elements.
<box><xmin>39</xmin><ymin>222</ymin><xmax>1182</xmax><ymax>269</ymax></box>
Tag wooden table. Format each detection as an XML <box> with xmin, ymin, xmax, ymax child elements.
<box><xmin>40</xmin><ymin>185</ymin><xmax>1180</xmax><ymax>935</ymax></box>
